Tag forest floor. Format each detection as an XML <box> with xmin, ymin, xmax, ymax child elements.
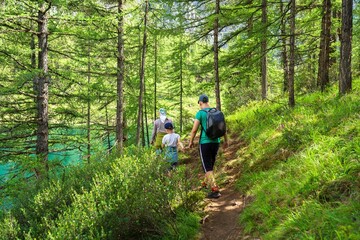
<box><xmin>182</xmin><ymin>136</ymin><xmax>252</xmax><ymax>240</ymax></box>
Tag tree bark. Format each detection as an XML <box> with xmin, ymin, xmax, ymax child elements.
<box><xmin>317</xmin><ymin>0</ymin><xmax>332</xmax><ymax>91</ymax></box>
<box><xmin>261</xmin><ymin>0</ymin><xmax>268</xmax><ymax>100</ymax></box>
<box><xmin>136</xmin><ymin>0</ymin><xmax>149</xmax><ymax>145</ymax></box>
<box><xmin>214</xmin><ymin>0</ymin><xmax>221</xmax><ymax>110</ymax></box>
<box><xmin>339</xmin><ymin>0</ymin><xmax>352</xmax><ymax>95</ymax></box>
<box><xmin>280</xmin><ymin>0</ymin><xmax>289</xmax><ymax>93</ymax></box>
<box><xmin>330</xmin><ymin>9</ymin><xmax>341</xmax><ymax>67</ymax></box>
<box><xmin>245</xmin><ymin>0</ymin><xmax>253</xmax><ymax>88</ymax></box>
<box><xmin>144</xmin><ymin>82</ymin><xmax>149</xmax><ymax>146</ymax></box>
<box><xmin>35</xmin><ymin>2</ymin><xmax>51</xmax><ymax>177</ymax></box>
<box><xmin>87</xmin><ymin>48</ymin><xmax>91</xmax><ymax>163</ymax></box>
<box><xmin>153</xmin><ymin>35</ymin><xmax>158</xmax><ymax>122</ymax></box>
<box><xmin>179</xmin><ymin>39</ymin><xmax>183</xmax><ymax>133</ymax></box>
<box><xmin>288</xmin><ymin>0</ymin><xmax>296</xmax><ymax>107</ymax></box>
<box><xmin>116</xmin><ymin>0</ymin><xmax>125</xmax><ymax>152</ymax></box>
<box><xmin>105</xmin><ymin>105</ymin><xmax>111</xmax><ymax>152</ymax></box>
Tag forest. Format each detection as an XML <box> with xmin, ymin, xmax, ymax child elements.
<box><xmin>0</xmin><ymin>0</ymin><xmax>359</xmax><ymax>239</ymax></box>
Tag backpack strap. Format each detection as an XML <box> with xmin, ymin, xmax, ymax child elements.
<box><xmin>199</xmin><ymin>108</ymin><xmax>216</xmax><ymax>139</ymax></box>
<box><xmin>199</xmin><ymin>109</ymin><xmax>209</xmax><ymax>132</ymax></box>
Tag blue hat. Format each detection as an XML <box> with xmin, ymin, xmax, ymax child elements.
<box><xmin>198</xmin><ymin>94</ymin><xmax>209</xmax><ymax>103</ymax></box>
<box><xmin>164</xmin><ymin>122</ymin><xmax>174</xmax><ymax>129</ymax></box>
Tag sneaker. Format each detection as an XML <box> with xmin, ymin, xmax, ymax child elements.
<box><xmin>207</xmin><ymin>187</ymin><xmax>221</xmax><ymax>199</ymax></box>
<box><xmin>207</xmin><ymin>191</ymin><xmax>221</xmax><ymax>199</ymax></box>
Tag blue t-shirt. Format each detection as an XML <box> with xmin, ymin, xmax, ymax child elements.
<box><xmin>195</xmin><ymin>108</ymin><xmax>220</xmax><ymax>144</ymax></box>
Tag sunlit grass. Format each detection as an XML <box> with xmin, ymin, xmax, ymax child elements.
<box><xmin>229</xmin><ymin>80</ymin><xmax>360</xmax><ymax>239</ymax></box>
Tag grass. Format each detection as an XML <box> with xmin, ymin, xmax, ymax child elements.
<box><xmin>227</xmin><ymin>80</ymin><xmax>360</xmax><ymax>239</ymax></box>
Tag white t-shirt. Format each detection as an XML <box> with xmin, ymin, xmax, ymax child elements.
<box><xmin>162</xmin><ymin>133</ymin><xmax>180</xmax><ymax>147</ymax></box>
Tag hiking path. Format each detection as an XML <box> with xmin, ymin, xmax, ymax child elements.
<box><xmin>182</xmin><ymin>136</ymin><xmax>252</xmax><ymax>240</ymax></box>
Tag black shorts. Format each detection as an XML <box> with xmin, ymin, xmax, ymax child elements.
<box><xmin>199</xmin><ymin>143</ymin><xmax>220</xmax><ymax>172</ymax></box>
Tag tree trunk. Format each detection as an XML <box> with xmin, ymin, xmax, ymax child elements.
<box><xmin>35</xmin><ymin>2</ymin><xmax>50</xmax><ymax>178</ymax></box>
<box><xmin>339</xmin><ymin>0</ymin><xmax>352</xmax><ymax>95</ymax></box>
<box><xmin>144</xmin><ymin>82</ymin><xmax>149</xmax><ymax>146</ymax></box>
<box><xmin>154</xmin><ymin>35</ymin><xmax>158</xmax><ymax>122</ymax></box>
<box><xmin>116</xmin><ymin>0</ymin><xmax>125</xmax><ymax>152</ymax></box>
<box><xmin>288</xmin><ymin>0</ymin><xmax>296</xmax><ymax>107</ymax></box>
<box><xmin>105</xmin><ymin>105</ymin><xmax>111</xmax><ymax>152</ymax></box>
<box><xmin>317</xmin><ymin>0</ymin><xmax>332</xmax><ymax>91</ymax></box>
<box><xmin>330</xmin><ymin>9</ymin><xmax>341</xmax><ymax>67</ymax></box>
<box><xmin>136</xmin><ymin>0</ymin><xmax>149</xmax><ymax>145</ymax></box>
<box><xmin>141</xmin><ymin>106</ymin><xmax>145</xmax><ymax>147</ymax></box>
<box><xmin>179</xmin><ymin>40</ymin><xmax>183</xmax><ymax>134</ymax></box>
<box><xmin>214</xmin><ymin>0</ymin><xmax>221</xmax><ymax>110</ymax></box>
<box><xmin>246</xmin><ymin>0</ymin><xmax>253</xmax><ymax>88</ymax></box>
<box><xmin>87</xmin><ymin>48</ymin><xmax>91</xmax><ymax>163</ymax></box>
<box><xmin>261</xmin><ymin>0</ymin><xmax>268</xmax><ymax>100</ymax></box>
<box><xmin>280</xmin><ymin>0</ymin><xmax>289</xmax><ymax>93</ymax></box>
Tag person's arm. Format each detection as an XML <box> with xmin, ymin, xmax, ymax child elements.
<box><xmin>162</xmin><ymin>135</ymin><xmax>167</xmax><ymax>148</ymax></box>
<box><xmin>177</xmin><ymin>136</ymin><xmax>185</xmax><ymax>151</ymax></box>
<box><xmin>188</xmin><ymin>119</ymin><xmax>200</xmax><ymax>148</ymax></box>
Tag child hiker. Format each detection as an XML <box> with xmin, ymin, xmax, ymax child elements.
<box><xmin>162</xmin><ymin>122</ymin><xmax>184</xmax><ymax>171</ymax></box>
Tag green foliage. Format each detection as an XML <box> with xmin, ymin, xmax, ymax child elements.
<box><xmin>0</xmin><ymin>148</ymin><xmax>201</xmax><ymax>239</ymax></box>
<box><xmin>0</xmin><ymin>213</ymin><xmax>19</xmax><ymax>240</ymax></box>
<box><xmin>228</xmin><ymin>80</ymin><xmax>360</xmax><ymax>239</ymax></box>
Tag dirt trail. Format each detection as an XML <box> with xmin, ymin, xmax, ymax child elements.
<box><xmin>183</xmin><ymin>137</ymin><xmax>247</xmax><ymax>240</ymax></box>
<box><xmin>199</xmin><ymin>183</ymin><xmax>244</xmax><ymax>240</ymax></box>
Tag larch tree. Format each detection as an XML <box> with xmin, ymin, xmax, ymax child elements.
<box><xmin>317</xmin><ymin>0</ymin><xmax>332</xmax><ymax>91</ymax></box>
<box><xmin>116</xmin><ymin>0</ymin><xmax>125</xmax><ymax>152</ymax></box>
<box><xmin>214</xmin><ymin>0</ymin><xmax>221</xmax><ymax>110</ymax></box>
<box><xmin>261</xmin><ymin>0</ymin><xmax>268</xmax><ymax>100</ymax></box>
<box><xmin>288</xmin><ymin>0</ymin><xmax>296</xmax><ymax>107</ymax></box>
<box><xmin>86</xmin><ymin>47</ymin><xmax>91</xmax><ymax>163</ymax></box>
<box><xmin>35</xmin><ymin>1</ymin><xmax>51</xmax><ymax>177</ymax></box>
<box><xmin>280</xmin><ymin>0</ymin><xmax>289</xmax><ymax>93</ymax></box>
<box><xmin>153</xmin><ymin>35</ymin><xmax>158</xmax><ymax>122</ymax></box>
<box><xmin>136</xmin><ymin>0</ymin><xmax>149</xmax><ymax>146</ymax></box>
<box><xmin>339</xmin><ymin>0</ymin><xmax>352</xmax><ymax>94</ymax></box>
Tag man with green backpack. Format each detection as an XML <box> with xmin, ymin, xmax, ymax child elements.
<box><xmin>188</xmin><ymin>94</ymin><xmax>228</xmax><ymax>199</ymax></box>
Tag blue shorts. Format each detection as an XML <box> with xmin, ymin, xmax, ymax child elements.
<box><xmin>199</xmin><ymin>143</ymin><xmax>219</xmax><ymax>172</ymax></box>
<box><xmin>165</xmin><ymin>146</ymin><xmax>178</xmax><ymax>164</ymax></box>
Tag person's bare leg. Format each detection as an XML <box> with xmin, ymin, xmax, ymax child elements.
<box><xmin>205</xmin><ymin>171</ymin><xmax>217</xmax><ymax>189</ymax></box>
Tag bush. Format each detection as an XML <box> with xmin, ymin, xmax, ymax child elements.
<box><xmin>0</xmin><ymin>147</ymin><xmax>202</xmax><ymax>239</ymax></box>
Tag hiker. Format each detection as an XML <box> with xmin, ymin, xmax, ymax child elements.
<box><xmin>188</xmin><ymin>94</ymin><xmax>228</xmax><ymax>199</ymax></box>
<box><xmin>162</xmin><ymin>122</ymin><xmax>184</xmax><ymax>171</ymax></box>
<box><xmin>151</xmin><ymin>108</ymin><xmax>172</xmax><ymax>153</ymax></box>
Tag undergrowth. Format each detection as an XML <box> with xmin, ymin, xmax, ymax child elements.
<box><xmin>0</xmin><ymin>147</ymin><xmax>203</xmax><ymax>239</ymax></box>
<box><xmin>228</xmin><ymin>80</ymin><xmax>360</xmax><ymax>239</ymax></box>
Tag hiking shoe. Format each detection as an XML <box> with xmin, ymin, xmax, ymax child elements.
<box><xmin>207</xmin><ymin>190</ymin><xmax>221</xmax><ymax>199</ymax></box>
<box><xmin>207</xmin><ymin>186</ymin><xmax>221</xmax><ymax>198</ymax></box>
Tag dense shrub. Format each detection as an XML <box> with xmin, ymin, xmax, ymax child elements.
<box><xmin>0</xmin><ymin>147</ymin><xmax>201</xmax><ymax>239</ymax></box>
